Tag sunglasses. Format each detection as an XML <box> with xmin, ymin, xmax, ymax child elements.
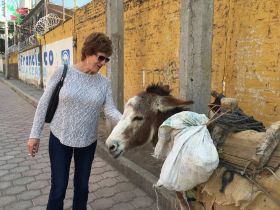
<box><xmin>97</xmin><ymin>55</ymin><xmax>110</xmax><ymax>63</ymax></box>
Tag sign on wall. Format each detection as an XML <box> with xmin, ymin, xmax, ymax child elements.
<box><xmin>42</xmin><ymin>37</ymin><xmax>73</xmax><ymax>86</ymax></box>
<box><xmin>18</xmin><ymin>47</ymin><xmax>41</xmax><ymax>86</ymax></box>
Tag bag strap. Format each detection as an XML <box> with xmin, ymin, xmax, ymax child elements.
<box><xmin>60</xmin><ymin>64</ymin><xmax>68</xmax><ymax>83</ymax></box>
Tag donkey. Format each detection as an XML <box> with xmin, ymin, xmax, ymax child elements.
<box><xmin>105</xmin><ymin>84</ymin><xmax>196</xmax><ymax>210</ymax></box>
<box><xmin>106</xmin><ymin>84</ymin><xmax>193</xmax><ymax>157</ymax></box>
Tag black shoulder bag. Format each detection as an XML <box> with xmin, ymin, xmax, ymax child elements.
<box><xmin>45</xmin><ymin>64</ymin><xmax>68</xmax><ymax>123</ymax></box>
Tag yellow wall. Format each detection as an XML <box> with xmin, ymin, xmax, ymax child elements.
<box><xmin>212</xmin><ymin>0</ymin><xmax>280</xmax><ymax>126</ymax></box>
<box><xmin>40</xmin><ymin>18</ymin><xmax>74</xmax><ymax>45</ymax></box>
<box><xmin>64</xmin><ymin>0</ymin><xmax>181</xmax><ymax>102</ymax></box>
<box><xmin>12</xmin><ymin>0</ymin><xmax>279</xmax><ymax>125</ymax></box>
<box><xmin>124</xmin><ymin>0</ymin><xmax>181</xmax><ymax>101</ymax></box>
<box><xmin>74</xmin><ymin>0</ymin><xmax>107</xmax><ymax>75</ymax></box>
<box><xmin>8</xmin><ymin>52</ymin><xmax>18</xmax><ymax>64</ymax></box>
<box><xmin>8</xmin><ymin>52</ymin><xmax>19</xmax><ymax>79</ymax></box>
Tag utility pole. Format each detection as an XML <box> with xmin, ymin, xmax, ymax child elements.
<box><xmin>106</xmin><ymin>0</ymin><xmax>124</xmax><ymax>112</ymax></box>
<box><xmin>4</xmin><ymin>0</ymin><xmax>9</xmax><ymax>79</ymax></box>
<box><xmin>13</xmin><ymin>20</ymin><xmax>16</xmax><ymax>45</ymax></box>
<box><xmin>45</xmin><ymin>0</ymin><xmax>48</xmax><ymax>16</ymax></box>
<box><xmin>62</xmin><ymin>0</ymin><xmax>65</xmax><ymax>21</ymax></box>
<box><xmin>179</xmin><ymin>0</ymin><xmax>213</xmax><ymax>114</ymax></box>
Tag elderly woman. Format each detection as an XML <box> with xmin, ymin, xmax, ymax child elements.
<box><xmin>27</xmin><ymin>32</ymin><xmax>121</xmax><ymax>210</ymax></box>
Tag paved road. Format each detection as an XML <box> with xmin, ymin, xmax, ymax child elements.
<box><xmin>0</xmin><ymin>81</ymin><xmax>159</xmax><ymax>210</ymax></box>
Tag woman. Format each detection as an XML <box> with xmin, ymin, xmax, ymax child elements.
<box><xmin>27</xmin><ymin>32</ymin><xmax>122</xmax><ymax>210</ymax></box>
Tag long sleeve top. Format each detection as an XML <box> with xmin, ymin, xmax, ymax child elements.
<box><xmin>29</xmin><ymin>65</ymin><xmax>122</xmax><ymax>147</ymax></box>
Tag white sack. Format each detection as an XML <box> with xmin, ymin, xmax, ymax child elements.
<box><xmin>154</xmin><ymin>111</ymin><xmax>219</xmax><ymax>191</ymax></box>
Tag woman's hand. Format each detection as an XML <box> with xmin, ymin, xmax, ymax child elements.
<box><xmin>27</xmin><ymin>138</ymin><xmax>40</xmax><ymax>157</ymax></box>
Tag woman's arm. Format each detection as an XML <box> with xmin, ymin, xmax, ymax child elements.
<box><xmin>29</xmin><ymin>66</ymin><xmax>64</xmax><ymax>139</ymax></box>
<box><xmin>103</xmin><ymin>80</ymin><xmax>122</xmax><ymax>125</ymax></box>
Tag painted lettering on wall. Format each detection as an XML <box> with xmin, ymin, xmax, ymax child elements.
<box><xmin>42</xmin><ymin>37</ymin><xmax>73</xmax><ymax>86</ymax></box>
<box><xmin>18</xmin><ymin>47</ymin><xmax>41</xmax><ymax>86</ymax></box>
<box><xmin>43</xmin><ymin>50</ymin><xmax>54</xmax><ymax>66</ymax></box>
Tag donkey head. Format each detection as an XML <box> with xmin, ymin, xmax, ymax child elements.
<box><xmin>105</xmin><ymin>84</ymin><xmax>193</xmax><ymax>158</ymax></box>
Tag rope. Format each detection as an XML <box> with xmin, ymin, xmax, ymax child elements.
<box><xmin>153</xmin><ymin>184</ymin><xmax>160</xmax><ymax>210</ymax></box>
<box><xmin>264</xmin><ymin>167</ymin><xmax>280</xmax><ymax>182</ymax></box>
<box><xmin>207</xmin><ymin>108</ymin><xmax>231</xmax><ymax>126</ymax></box>
<box><xmin>186</xmin><ymin>199</ymin><xmax>190</xmax><ymax>210</ymax></box>
<box><xmin>175</xmin><ymin>200</ymin><xmax>178</xmax><ymax>210</ymax></box>
<box><xmin>245</xmin><ymin>175</ymin><xmax>280</xmax><ymax>206</ymax></box>
<box><xmin>208</xmin><ymin>104</ymin><xmax>221</xmax><ymax>118</ymax></box>
<box><xmin>214</xmin><ymin>108</ymin><xmax>266</xmax><ymax>132</ymax></box>
<box><xmin>240</xmin><ymin>161</ymin><xmax>252</xmax><ymax>176</ymax></box>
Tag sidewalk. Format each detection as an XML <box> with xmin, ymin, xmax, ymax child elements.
<box><xmin>0</xmin><ymin>76</ymin><xmax>162</xmax><ymax>210</ymax></box>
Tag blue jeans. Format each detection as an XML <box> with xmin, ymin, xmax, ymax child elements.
<box><xmin>47</xmin><ymin>132</ymin><xmax>97</xmax><ymax>210</ymax></box>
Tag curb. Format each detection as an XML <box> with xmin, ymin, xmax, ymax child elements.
<box><xmin>0</xmin><ymin>77</ymin><xmax>176</xmax><ymax>210</ymax></box>
<box><xmin>97</xmin><ymin>142</ymin><xmax>176</xmax><ymax>210</ymax></box>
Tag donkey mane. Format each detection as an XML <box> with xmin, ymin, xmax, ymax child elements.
<box><xmin>146</xmin><ymin>84</ymin><xmax>172</xmax><ymax>96</ymax></box>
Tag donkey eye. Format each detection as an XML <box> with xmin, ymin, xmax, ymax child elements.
<box><xmin>132</xmin><ymin>116</ymin><xmax>144</xmax><ymax>121</ymax></box>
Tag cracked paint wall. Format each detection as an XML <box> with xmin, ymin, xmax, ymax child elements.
<box><xmin>124</xmin><ymin>0</ymin><xmax>181</xmax><ymax>101</ymax></box>
<box><xmin>74</xmin><ymin>0</ymin><xmax>107</xmax><ymax>76</ymax></box>
<box><xmin>212</xmin><ymin>0</ymin><xmax>280</xmax><ymax>125</ymax></box>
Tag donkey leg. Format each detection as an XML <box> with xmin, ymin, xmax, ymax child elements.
<box><xmin>176</xmin><ymin>191</ymin><xmax>189</xmax><ymax>210</ymax></box>
<box><xmin>176</xmin><ymin>191</ymin><xmax>205</xmax><ymax>210</ymax></box>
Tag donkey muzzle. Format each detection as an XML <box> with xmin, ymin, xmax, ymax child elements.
<box><xmin>106</xmin><ymin>140</ymin><xmax>123</xmax><ymax>158</ymax></box>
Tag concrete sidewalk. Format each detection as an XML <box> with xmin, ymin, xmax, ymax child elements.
<box><xmin>0</xmin><ymin>76</ymin><xmax>166</xmax><ymax>210</ymax></box>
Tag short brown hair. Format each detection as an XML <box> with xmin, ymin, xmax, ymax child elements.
<box><xmin>81</xmin><ymin>32</ymin><xmax>113</xmax><ymax>61</ymax></box>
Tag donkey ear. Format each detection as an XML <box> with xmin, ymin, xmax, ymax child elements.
<box><xmin>156</xmin><ymin>96</ymin><xmax>193</xmax><ymax>112</ymax></box>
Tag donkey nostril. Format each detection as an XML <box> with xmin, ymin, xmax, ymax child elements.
<box><xmin>109</xmin><ymin>145</ymin><xmax>116</xmax><ymax>151</ymax></box>
<box><xmin>109</xmin><ymin>142</ymin><xmax>119</xmax><ymax>152</ymax></box>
